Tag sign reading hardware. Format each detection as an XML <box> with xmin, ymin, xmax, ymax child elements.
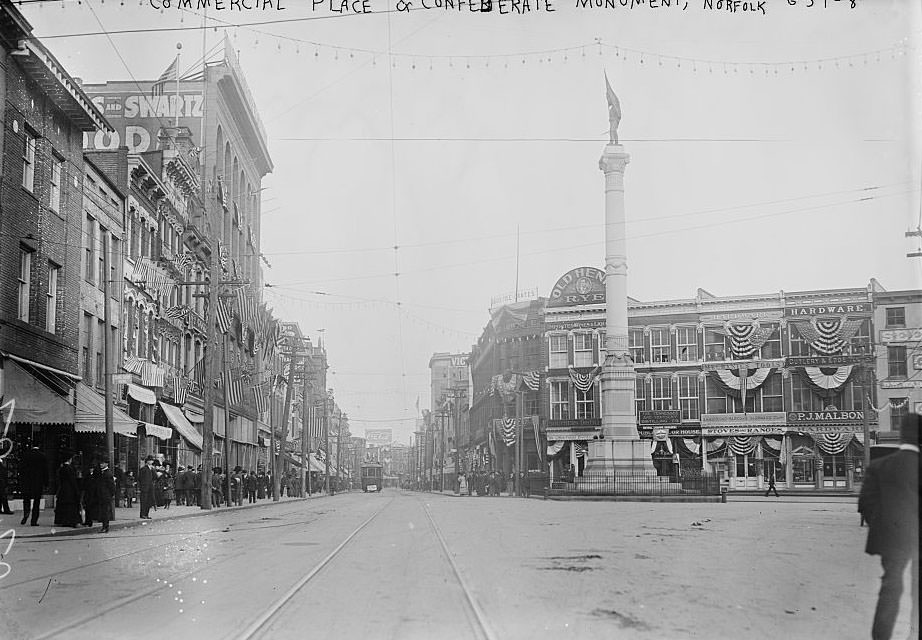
<box><xmin>638</xmin><ymin>410</ymin><xmax>681</xmax><ymax>425</ymax></box>
<box><xmin>785</xmin><ymin>303</ymin><xmax>870</xmax><ymax>317</ymax></box>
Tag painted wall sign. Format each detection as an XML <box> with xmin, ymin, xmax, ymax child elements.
<box><xmin>879</xmin><ymin>328</ymin><xmax>922</xmax><ymax>344</ymax></box>
<box><xmin>785</xmin><ymin>303</ymin><xmax>869</xmax><ymax>317</ymax></box>
<box><xmin>547</xmin><ymin>267</ymin><xmax>606</xmax><ymax>308</ymax></box>
<box><xmin>546</xmin><ymin>319</ymin><xmax>606</xmax><ymax>330</ymax></box>
<box><xmin>787</xmin><ymin>410</ymin><xmax>869</xmax><ymax>423</ymax></box>
<box><xmin>638</xmin><ymin>427</ymin><xmax>701</xmax><ymax>438</ymax></box>
<box><xmin>547</xmin><ymin>418</ymin><xmax>602</xmax><ymax>429</ymax></box>
<box><xmin>880</xmin><ymin>380</ymin><xmax>922</xmax><ymax>389</ymax></box>
<box><xmin>638</xmin><ymin>410</ymin><xmax>681</xmax><ymax>425</ymax></box>
<box><xmin>490</xmin><ymin>288</ymin><xmax>539</xmax><ymax>309</ymax></box>
<box><xmin>82</xmin><ymin>87</ymin><xmax>205</xmax><ymax>153</ymax></box>
<box><xmin>702</xmin><ymin>425</ymin><xmax>785</xmax><ymax>436</ymax></box>
<box><xmin>786</xmin><ymin>355</ymin><xmax>861</xmax><ymax>366</ymax></box>
<box><xmin>364</xmin><ymin>429</ymin><xmax>393</xmax><ymax>445</ymax></box>
<box><xmin>700</xmin><ymin>311</ymin><xmax>783</xmax><ymax>322</ymax></box>
<box><xmin>701</xmin><ymin>412</ymin><xmax>787</xmax><ymax>427</ymax></box>
<box><xmin>701</xmin><ymin>359</ymin><xmax>785</xmax><ymax>371</ymax></box>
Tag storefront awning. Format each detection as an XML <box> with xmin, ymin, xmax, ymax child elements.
<box><xmin>281</xmin><ymin>452</ymin><xmax>303</xmax><ymax>468</ymax></box>
<box><xmin>75</xmin><ymin>383</ymin><xmax>138</xmax><ymax>436</ymax></box>
<box><xmin>544</xmin><ymin>428</ymin><xmax>602</xmax><ymax>441</ymax></box>
<box><xmin>1</xmin><ymin>359</ymin><xmax>74</xmax><ymax>424</ymax></box>
<box><xmin>160</xmin><ymin>402</ymin><xmax>203</xmax><ymax>450</ymax></box>
<box><xmin>127</xmin><ymin>383</ymin><xmax>157</xmax><ymax>405</ymax></box>
<box><xmin>308</xmin><ymin>456</ymin><xmax>325</xmax><ymax>473</ymax></box>
<box><xmin>140</xmin><ymin>421</ymin><xmax>172</xmax><ymax>441</ymax></box>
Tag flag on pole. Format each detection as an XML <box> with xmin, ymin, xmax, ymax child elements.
<box><xmin>253</xmin><ymin>383</ymin><xmax>269</xmax><ymax>414</ymax></box>
<box><xmin>151</xmin><ymin>56</ymin><xmax>178</xmax><ymax>97</ymax></box>
<box><xmin>215</xmin><ymin>298</ymin><xmax>231</xmax><ymax>334</ymax></box>
<box><xmin>223</xmin><ymin>372</ymin><xmax>242</xmax><ymax>407</ymax></box>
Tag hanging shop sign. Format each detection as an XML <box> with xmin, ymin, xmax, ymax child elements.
<box><xmin>701</xmin><ymin>359</ymin><xmax>785</xmax><ymax>371</ymax></box>
<box><xmin>880</xmin><ymin>380</ymin><xmax>922</xmax><ymax>389</ymax></box>
<box><xmin>879</xmin><ymin>328</ymin><xmax>922</xmax><ymax>344</ymax></box>
<box><xmin>785</xmin><ymin>424</ymin><xmax>865</xmax><ymax>434</ymax></box>
<box><xmin>701</xmin><ymin>412</ymin><xmax>787</xmax><ymax>427</ymax></box>
<box><xmin>638</xmin><ymin>426</ymin><xmax>701</xmax><ymax>438</ymax></box>
<box><xmin>786</xmin><ymin>355</ymin><xmax>862</xmax><ymax>366</ymax></box>
<box><xmin>785</xmin><ymin>303</ymin><xmax>870</xmax><ymax>317</ymax></box>
<box><xmin>787</xmin><ymin>410</ymin><xmax>869</xmax><ymax>424</ymax></box>
<box><xmin>638</xmin><ymin>410</ymin><xmax>681</xmax><ymax>425</ymax></box>
<box><xmin>547</xmin><ymin>267</ymin><xmax>606</xmax><ymax>308</ymax></box>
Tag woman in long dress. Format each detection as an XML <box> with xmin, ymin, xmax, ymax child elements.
<box><xmin>54</xmin><ymin>454</ymin><xmax>80</xmax><ymax>527</ymax></box>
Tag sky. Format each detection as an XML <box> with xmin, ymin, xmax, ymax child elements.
<box><xmin>24</xmin><ymin>0</ymin><xmax>922</xmax><ymax>444</ymax></box>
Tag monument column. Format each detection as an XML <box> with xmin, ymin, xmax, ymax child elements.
<box><xmin>587</xmin><ymin>75</ymin><xmax>656</xmax><ymax>476</ymax></box>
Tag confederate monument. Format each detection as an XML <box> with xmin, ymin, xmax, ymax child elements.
<box><xmin>589</xmin><ymin>74</ymin><xmax>658</xmax><ymax>478</ymax></box>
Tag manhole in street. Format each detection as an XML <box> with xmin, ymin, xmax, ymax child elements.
<box><xmin>282</xmin><ymin>542</ymin><xmax>319</xmax><ymax>546</ymax></box>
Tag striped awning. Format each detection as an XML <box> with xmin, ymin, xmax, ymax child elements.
<box><xmin>0</xmin><ymin>359</ymin><xmax>74</xmax><ymax>425</ymax></box>
<box><xmin>127</xmin><ymin>383</ymin><xmax>157</xmax><ymax>405</ymax></box>
<box><xmin>140</xmin><ymin>421</ymin><xmax>173</xmax><ymax>441</ymax></box>
<box><xmin>75</xmin><ymin>383</ymin><xmax>138</xmax><ymax>436</ymax></box>
<box><xmin>159</xmin><ymin>402</ymin><xmax>203</xmax><ymax>450</ymax></box>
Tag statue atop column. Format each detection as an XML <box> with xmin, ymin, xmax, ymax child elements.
<box><xmin>604</xmin><ymin>71</ymin><xmax>621</xmax><ymax>145</ymax></box>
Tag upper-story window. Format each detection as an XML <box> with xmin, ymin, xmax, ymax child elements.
<box><xmin>634</xmin><ymin>377</ymin><xmax>646</xmax><ymax>415</ymax></box>
<box><xmin>888</xmin><ymin>346</ymin><xmax>908</xmax><ymax>379</ymax></box>
<box><xmin>788</xmin><ymin>324</ymin><xmax>810</xmax><ymax>356</ymax></box>
<box><xmin>18</xmin><ymin>247</ymin><xmax>33</xmax><ymax>323</ymax></box>
<box><xmin>50</xmin><ymin>154</ymin><xmax>64</xmax><ymax>213</ymax></box>
<box><xmin>46</xmin><ymin>262</ymin><xmax>59</xmax><ymax>334</ymax></box>
<box><xmin>759</xmin><ymin>324</ymin><xmax>783</xmax><ymax>359</ymax></box>
<box><xmin>629</xmin><ymin>329</ymin><xmax>645</xmax><ymax>364</ymax></box>
<box><xmin>575</xmin><ymin>386</ymin><xmax>595</xmax><ymax>419</ymax></box>
<box><xmin>550</xmin><ymin>381</ymin><xmax>569</xmax><ymax>419</ymax></box>
<box><xmin>22</xmin><ymin>128</ymin><xmax>36</xmax><ymax>192</ymax></box>
<box><xmin>650</xmin><ymin>327</ymin><xmax>671</xmax><ymax>363</ymax></box>
<box><xmin>651</xmin><ymin>376</ymin><xmax>673</xmax><ymax>410</ymax></box>
<box><xmin>849</xmin><ymin>319</ymin><xmax>871</xmax><ymax>356</ymax></box>
<box><xmin>676</xmin><ymin>326</ymin><xmax>698</xmax><ymax>362</ymax></box>
<box><xmin>85</xmin><ymin>214</ymin><xmax>96</xmax><ymax>284</ymax></box>
<box><xmin>549</xmin><ymin>335</ymin><xmax>568</xmax><ymax>369</ymax></box>
<box><xmin>705</xmin><ymin>329</ymin><xmax>726</xmax><ymax>361</ymax></box>
<box><xmin>678</xmin><ymin>375</ymin><xmax>699</xmax><ymax>420</ymax></box>
<box><xmin>573</xmin><ymin>333</ymin><xmax>593</xmax><ymax>368</ymax></box>
<box><xmin>705</xmin><ymin>376</ymin><xmax>729</xmax><ymax>414</ymax></box>
<box><xmin>885</xmin><ymin>307</ymin><xmax>905</xmax><ymax>328</ymax></box>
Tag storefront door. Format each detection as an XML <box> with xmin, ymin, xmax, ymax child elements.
<box><xmin>734</xmin><ymin>454</ymin><xmax>758</xmax><ymax>489</ymax></box>
<box><xmin>822</xmin><ymin>455</ymin><xmax>847</xmax><ymax>488</ymax></box>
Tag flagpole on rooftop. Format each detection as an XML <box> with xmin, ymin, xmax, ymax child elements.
<box><xmin>174</xmin><ymin>44</ymin><xmax>182</xmax><ymax>128</ymax></box>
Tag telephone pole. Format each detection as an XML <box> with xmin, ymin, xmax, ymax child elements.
<box><xmin>200</xmin><ymin>252</ymin><xmax>218</xmax><ymax>510</ymax></box>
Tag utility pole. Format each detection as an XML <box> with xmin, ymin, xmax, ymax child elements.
<box><xmin>323</xmin><ymin>391</ymin><xmax>331</xmax><ymax>494</ymax></box>
<box><xmin>440</xmin><ymin>408</ymin><xmax>447</xmax><ymax>491</ymax></box>
<box><xmin>102</xmin><ymin>233</ymin><xmax>114</xmax><ymax>471</ymax></box>
<box><xmin>336</xmin><ymin>410</ymin><xmax>344</xmax><ymax>492</ymax></box>
<box><xmin>453</xmin><ymin>388</ymin><xmax>462</xmax><ymax>490</ymax></box>
<box><xmin>275</xmin><ymin>341</ymin><xmax>297</xmax><ymax>501</ymax></box>
<box><xmin>515</xmin><ymin>389</ymin><xmax>524</xmax><ymax>497</ymax></box>
<box><xmin>301</xmin><ymin>354</ymin><xmax>310</xmax><ymax>497</ymax></box>
<box><xmin>200</xmin><ymin>252</ymin><xmax>218</xmax><ymax>510</ymax></box>
<box><xmin>862</xmin><ymin>355</ymin><xmax>875</xmax><ymax>475</ymax></box>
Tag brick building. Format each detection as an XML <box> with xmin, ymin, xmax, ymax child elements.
<box><xmin>0</xmin><ymin>2</ymin><xmax>111</xmax><ymax>496</ymax></box>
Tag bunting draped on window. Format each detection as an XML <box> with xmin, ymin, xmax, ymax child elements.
<box><xmin>682</xmin><ymin>438</ymin><xmax>701</xmax><ymax>455</ymax></box>
<box><xmin>814</xmin><ymin>432</ymin><xmax>853</xmax><ymax>455</ymax></box>
<box><xmin>727</xmin><ymin>436</ymin><xmax>758</xmax><ymax>456</ymax></box>
<box><xmin>123</xmin><ymin>356</ymin><xmax>145</xmax><ymax>374</ymax></box>
<box><xmin>711</xmin><ymin>367</ymin><xmax>773</xmax><ymax>396</ymax></box>
<box><xmin>791</xmin><ymin>317</ymin><xmax>864</xmax><ymax>356</ymax></box>
<box><xmin>801</xmin><ymin>365</ymin><xmax>854</xmax><ymax>393</ymax></box>
<box><xmin>141</xmin><ymin>362</ymin><xmax>165</xmax><ymax>387</ymax></box>
<box><xmin>706</xmin><ymin>438</ymin><xmax>726</xmax><ymax>454</ymax></box>
<box><xmin>722</xmin><ymin>321</ymin><xmax>776</xmax><ymax>360</ymax></box>
<box><xmin>568</xmin><ymin>366</ymin><xmax>600</xmax><ymax>393</ymax></box>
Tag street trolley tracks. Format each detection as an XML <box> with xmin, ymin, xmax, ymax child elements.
<box><xmin>233</xmin><ymin>496</ymin><xmax>497</xmax><ymax>640</ymax></box>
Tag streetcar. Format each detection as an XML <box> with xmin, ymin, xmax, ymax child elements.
<box><xmin>361</xmin><ymin>462</ymin><xmax>384</xmax><ymax>492</ymax></box>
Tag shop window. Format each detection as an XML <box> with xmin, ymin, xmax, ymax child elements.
<box><xmin>787</xmin><ymin>324</ymin><xmax>811</xmax><ymax>357</ymax></box>
<box><xmin>792</xmin><ymin>456</ymin><xmax>815</xmax><ymax>484</ymax></box>
<box><xmin>650</xmin><ymin>327</ymin><xmax>671</xmax><ymax>363</ymax></box>
<box><xmin>549</xmin><ymin>335</ymin><xmax>568</xmax><ymax>369</ymax></box>
<box><xmin>678</xmin><ymin>375</ymin><xmax>699</xmax><ymax>420</ymax></box>
<box><xmin>790</xmin><ymin>374</ymin><xmax>821</xmax><ymax>412</ymax></box>
<box><xmin>705</xmin><ymin>329</ymin><xmax>726</xmax><ymax>361</ymax></box>
<box><xmin>885</xmin><ymin>307</ymin><xmax>905</xmax><ymax>328</ymax></box>
<box><xmin>550</xmin><ymin>381</ymin><xmax>569</xmax><ymax>420</ymax></box>
<box><xmin>759</xmin><ymin>324</ymin><xmax>782</xmax><ymax>359</ymax></box>
<box><xmin>705</xmin><ymin>377</ymin><xmax>729</xmax><ymax>414</ymax></box>
<box><xmin>634</xmin><ymin>377</ymin><xmax>646</xmax><ymax>415</ymax></box>
<box><xmin>629</xmin><ymin>329</ymin><xmax>645</xmax><ymax>364</ymax></box>
<box><xmin>890</xmin><ymin>397</ymin><xmax>909</xmax><ymax>431</ymax></box>
<box><xmin>651</xmin><ymin>376</ymin><xmax>673</xmax><ymax>411</ymax></box>
<box><xmin>575</xmin><ymin>387</ymin><xmax>594</xmax><ymax>419</ymax></box>
<box><xmin>760</xmin><ymin>372</ymin><xmax>783</xmax><ymax>412</ymax></box>
<box><xmin>573</xmin><ymin>333</ymin><xmax>593</xmax><ymax>368</ymax></box>
<box><xmin>887</xmin><ymin>346</ymin><xmax>907</xmax><ymax>379</ymax></box>
<box><xmin>676</xmin><ymin>326</ymin><xmax>698</xmax><ymax>362</ymax></box>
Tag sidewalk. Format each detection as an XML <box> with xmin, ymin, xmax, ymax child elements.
<box><xmin>5</xmin><ymin>493</ymin><xmax>334</xmax><ymax>539</ymax></box>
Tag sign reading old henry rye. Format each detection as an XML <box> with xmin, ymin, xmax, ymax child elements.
<box><xmin>547</xmin><ymin>267</ymin><xmax>606</xmax><ymax>308</ymax></box>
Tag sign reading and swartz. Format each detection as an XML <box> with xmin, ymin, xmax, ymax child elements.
<box><xmin>83</xmin><ymin>90</ymin><xmax>205</xmax><ymax>153</ymax></box>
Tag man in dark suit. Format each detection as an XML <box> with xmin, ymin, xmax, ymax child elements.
<box><xmin>20</xmin><ymin>445</ymin><xmax>48</xmax><ymax>526</ymax></box>
<box><xmin>0</xmin><ymin>457</ymin><xmax>13</xmax><ymax>514</ymax></box>
<box><xmin>859</xmin><ymin>413</ymin><xmax>919</xmax><ymax>640</ymax></box>
<box><xmin>137</xmin><ymin>456</ymin><xmax>156</xmax><ymax>519</ymax></box>
<box><xmin>191</xmin><ymin>465</ymin><xmax>201</xmax><ymax>507</ymax></box>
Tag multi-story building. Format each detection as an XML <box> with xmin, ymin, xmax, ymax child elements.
<box><xmin>0</xmin><ymin>2</ymin><xmax>111</xmax><ymax>496</ymax></box>
<box><xmin>540</xmin><ymin>266</ymin><xmax>880</xmax><ymax>492</ymax></box>
<box><xmin>428</xmin><ymin>351</ymin><xmax>472</xmax><ymax>484</ymax></box>
<box><xmin>468</xmin><ymin>298</ymin><xmax>546</xmax><ymax>477</ymax></box>
<box><xmin>872</xmin><ymin>283</ymin><xmax>922</xmax><ymax>440</ymax></box>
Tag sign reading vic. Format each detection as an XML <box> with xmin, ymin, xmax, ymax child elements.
<box><xmin>547</xmin><ymin>267</ymin><xmax>605</xmax><ymax>308</ymax></box>
<box><xmin>638</xmin><ymin>410</ymin><xmax>681</xmax><ymax>425</ymax></box>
